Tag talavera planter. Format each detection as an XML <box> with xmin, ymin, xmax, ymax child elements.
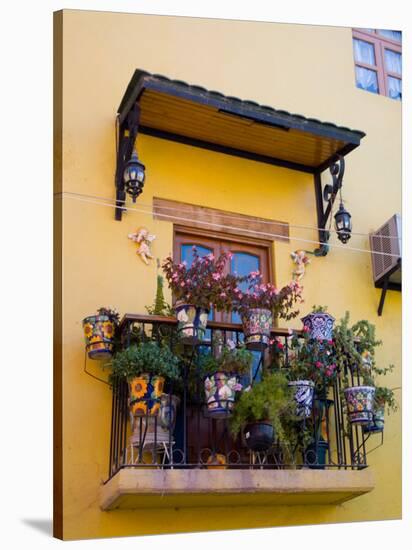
<box><xmin>129</xmin><ymin>393</ymin><xmax>180</xmax><ymax>450</ymax></box>
<box><xmin>301</xmin><ymin>312</ymin><xmax>335</xmax><ymax>341</ymax></box>
<box><xmin>204</xmin><ymin>372</ymin><xmax>241</xmax><ymax>418</ymax></box>
<box><xmin>241</xmin><ymin>308</ymin><xmax>273</xmax><ymax>351</ymax></box>
<box><xmin>288</xmin><ymin>380</ymin><xmax>315</xmax><ymax>419</ymax></box>
<box><xmin>244</xmin><ymin>421</ymin><xmax>274</xmax><ymax>452</ymax></box>
<box><xmin>175</xmin><ymin>303</ymin><xmax>209</xmax><ymax>345</ymax></box>
<box><xmin>128</xmin><ymin>374</ymin><xmax>165</xmax><ymax>417</ymax></box>
<box><xmin>363</xmin><ymin>403</ymin><xmax>385</xmax><ymax>433</ymax></box>
<box><xmin>344</xmin><ymin>385</ymin><xmax>375</xmax><ymax>425</ymax></box>
<box><xmin>82</xmin><ymin>314</ymin><xmax>116</xmax><ymax>360</ymax></box>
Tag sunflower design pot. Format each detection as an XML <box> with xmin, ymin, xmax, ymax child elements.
<box><xmin>82</xmin><ymin>314</ymin><xmax>116</xmax><ymax>360</ymax></box>
<box><xmin>288</xmin><ymin>380</ymin><xmax>315</xmax><ymax>419</ymax></box>
<box><xmin>241</xmin><ymin>308</ymin><xmax>273</xmax><ymax>351</ymax></box>
<box><xmin>301</xmin><ymin>312</ymin><xmax>335</xmax><ymax>341</ymax></box>
<box><xmin>129</xmin><ymin>393</ymin><xmax>179</xmax><ymax>450</ymax></box>
<box><xmin>128</xmin><ymin>374</ymin><xmax>165</xmax><ymax>417</ymax></box>
<box><xmin>204</xmin><ymin>372</ymin><xmax>242</xmax><ymax>418</ymax></box>
<box><xmin>344</xmin><ymin>385</ymin><xmax>375</xmax><ymax>425</ymax></box>
<box><xmin>175</xmin><ymin>304</ymin><xmax>209</xmax><ymax>345</ymax></box>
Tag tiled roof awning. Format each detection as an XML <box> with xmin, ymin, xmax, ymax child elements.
<box><xmin>118</xmin><ymin>70</ymin><xmax>366</xmax><ymax>174</ymax></box>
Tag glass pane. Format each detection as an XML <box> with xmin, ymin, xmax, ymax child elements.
<box><xmin>355</xmin><ymin>66</ymin><xmax>379</xmax><ymax>93</ymax></box>
<box><xmin>230</xmin><ymin>252</ymin><xmax>261</xmax><ymax>381</ymax></box>
<box><xmin>230</xmin><ymin>252</ymin><xmax>260</xmax><ymax>324</ymax></box>
<box><xmin>353</xmin><ymin>38</ymin><xmax>376</xmax><ymax>65</ymax></box>
<box><xmin>181</xmin><ymin>244</ymin><xmax>212</xmax><ymax>265</ymax></box>
<box><xmin>385</xmin><ymin>49</ymin><xmax>402</xmax><ymax>74</ymax></box>
<box><xmin>387</xmin><ymin>76</ymin><xmax>402</xmax><ymax>100</ymax></box>
<box><xmin>377</xmin><ymin>29</ymin><xmax>402</xmax><ymax>42</ymax></box>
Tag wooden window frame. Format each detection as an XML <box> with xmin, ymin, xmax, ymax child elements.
<box><xmin>352</xmin><ymin>29</ymin><xmax>402</xmax><ymax>99</ymax></box>
<box><xmin>173</xmin><ymin>225</ymin><xmax>274</xmax><ymax>283</ymax></box>
<box><xmin>173</xmin><ymin>225</ymin><xmax>275</xmax><ymax>324</ymax></box>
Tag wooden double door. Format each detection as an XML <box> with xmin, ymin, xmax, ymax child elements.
<box><xmin>173</xmin><ymin>227</ymin><xmax>273</xmax><ymax>463</ymax></box>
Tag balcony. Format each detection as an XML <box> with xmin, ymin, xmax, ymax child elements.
<box><xmin>99</xmin><ymin>314</ymin><xmax>376</xmax><ymax>510</ymax></box>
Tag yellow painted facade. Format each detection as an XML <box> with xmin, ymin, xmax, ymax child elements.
<box><xmin>56</xmin><ymin>9</ymin><xmax>402</xmax><ymax>540</ymax></box>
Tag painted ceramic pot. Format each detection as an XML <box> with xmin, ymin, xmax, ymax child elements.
<box><xmin>288</xmin><ymin>380</ymin><xmax>315</xmax><ymax>419</ymax></box>
<box><xmin>344</xmin><ymin>385</ymin><xmax>376</xmax><ymax>425</ymax></box>
<box><xmin>204</xmin><ymin>372</ymin><xmax>242</xmax><ymax>418</ymax></box>
<box><xmin>128</xmin><ymin>374</ymin><xmax>165</xmax><ymax>417</ymax></box>
<box><xmin>82</xmin><ymin>314</ymin><xmax>116</xmax><ymax>360</ymax></box>
<box><xmin>363</xmin><ymin>404</ymin><xmax>385</xmax><ymax>433</ymax></box>
<box><xmin>244</xmin><ymin>421</ymin><xmax>274</xmax><ymax>452</ymax></box>
<box><xmin>129</xmin><ymin>393</ymin><xmax>179</xmax><ymax>449</ymax></box>
<box><xmin>175</xmin><ymin>303</ymin><xmax>209</xmax><ymax>345</ymax></box>
<box><xmin>304</xmin><ymin>439</ymin><xmax>329</xmax><ymax>470</ymax></box>
<box><xmin>301</xmin><ymin>312</ymin><xmax>335</xmax><ymax>341</ymax></box>
<box><xmin>241</xmin><ymin>308</ymin><xmax>273</xmax><ymax>351</ymax></box>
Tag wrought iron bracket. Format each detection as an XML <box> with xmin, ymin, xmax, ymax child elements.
<box><xmin>313</xmin><ymin>156</ymin><xmax>345</xmax><ymax>255</ymax></box>
<box><xmin>115</xmin><ymin>103</ymin><xmax>141</xmax><ymax>221</ymax></box>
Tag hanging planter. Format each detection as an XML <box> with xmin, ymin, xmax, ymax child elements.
<box><xmin>241</xmin><ymin>308</ymin><xmax>273</xmax><ymax>351</ymax></box>
<box><xmin>82</xmin><ymin>308</ymin><xmax>119</xmax><ymax>360</ymax></box>
<box><xmin>244</xmin><ymin>421</ymin><xmax>274</xmax><ymax>452</ymax></box>
<box><xmin>204</xmin><ymin>372</ymin><xmax>242</xmax><ymax>418</ymax></box>
<box><xmin>363</xmin><ymin>403</ymin><xmax>385</xmax><ymax>434</ymax></box>
<box><xmin>344</xmin><ymin>385</ymin><xmax>375</xmax><ymax>425</ymax></box>
<box><xmin>301</xmin><ymin>309</ymin><xmax>335</xmax><ymax>341</ymax></box>
<box><xmin>175</xmin><ymin>303</ymin><xmax>209</xmax><ymax>345</ymax></box>
<box><xmin>288</xmin><ymin>380</ymin><xmax>315</xmax><ymax>419</ymax></box>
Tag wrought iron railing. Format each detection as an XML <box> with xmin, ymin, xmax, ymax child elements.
<box><xmin>105</xmin><ymin>314</ymin><xmax>377</xmax><ymax>481</ymax></box>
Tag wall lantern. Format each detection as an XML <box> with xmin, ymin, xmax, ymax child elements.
<box><xmin>314</xmin><ymin>155</ymin><xmax>353</xmax><ymax>255</ymax></box>
<box><xmin>123</xmin><ymin>150</ymin><xmax>145</xmax><ymax>202</ymax></box>
<box><xmin>334</xmin><ymin>202</ymin><xmax>352</xmax><ymax>243</ymax></box>
<box><xmin>114</xmin><ymin>104</ymin><xmax>145</xmax><ymax>221</ymax></box>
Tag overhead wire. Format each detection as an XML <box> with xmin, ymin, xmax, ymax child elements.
<box><xmin>56</xmin><ymin>190</ymin><xmax>401</xmax><ymax>241</ymax></box>
<box><xmin>57</xmin><ymin>191</ymin><xmax>401</xmax><ymax>258</ymax></box>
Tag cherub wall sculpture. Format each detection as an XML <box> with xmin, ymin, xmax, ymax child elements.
<box><xmin>290</xmin><ymin>249</ymin><xmax>310</xmax><ymax>281</ymax></box>
<box><xmin>128</xmin><ymin>227</ymin><xmax>156</xmax><ymax>264</ymax></box>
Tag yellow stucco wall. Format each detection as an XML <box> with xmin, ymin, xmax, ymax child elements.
<box><xmin>57</xmin><ymin>10</ymin><xmax>402</xmax><ymax>540</ymax></box>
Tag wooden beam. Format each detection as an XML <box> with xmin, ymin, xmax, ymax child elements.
<box><xmin>152</xmin><ymin>197</ymin><xmax>290</xmax><ymax>243</ymax></box>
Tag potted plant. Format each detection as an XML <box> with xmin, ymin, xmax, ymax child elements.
<box><xmin>82</xmin><ymin>307</ymin><xmax>120</xmax><ymax>360</ymax></box>
<box><xmin>231</xmin><ymin>273</ymin><xmax>303</xmax><ymax>351</ymax></box>
<box><xmin>230</xmin><ymin>371</ymin><xmax>292</xmax><ymax>452</ymax></box>
<box><xmin>108</xmin><ymin>342</ymin><xmax>180</xmax><ymax>416</ymax></box>
<box><xmin>363</xmin><ymin>385</ymin><xmax>399</xmax><ymax>434</ymax></box>
<box><xmin>301</xmin><ymin>305</ymin><xmax>335</xmax><ymax>341</ymax></box>
<box><xmin>162</xmin><ymin>248</ymin><xmax>238</xmax><ymax>345</ymax></box>
<box><xmin>145</xmin><ymin>272</ymin><xmax>174</xmax><ymax>317</ymax></box>
<box><xmin>198</xmin><ymin>343</ymin><xmax>253</xmax><ymax>418</ymax></box>
<box><xmin>334</xmin><ymin>313</ymin><xmax>395</xmax><ymax>427</ymax></box>
<box><xmin>283</xmin><ymin>330</ymin><xmax>337</xmax><ymax>419</ymax></box>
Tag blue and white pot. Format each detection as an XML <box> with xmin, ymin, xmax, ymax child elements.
<box><xmin>301</xmin><ymin>312</ymin><xmax>335</xmax><ymax>341</ymax></box>
<box><xmin>204</xmin><ymin>372</ymin><xmax>242</xmax><ymax>418</ymax></box>
<box><xmin>288</xmin><ymin>380</ymin><xmax>315</xmax><ymax>419</ymax></box>
<box><xmin>175</xmin><ymin>303</ymin><xmax>209</xmax><ymax>345</ymax></box>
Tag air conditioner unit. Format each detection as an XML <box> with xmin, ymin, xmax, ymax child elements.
<box><xmin>369</xmin><ymin>214</ymin><xmax>401</xmax><ymax>315</ymax></box>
